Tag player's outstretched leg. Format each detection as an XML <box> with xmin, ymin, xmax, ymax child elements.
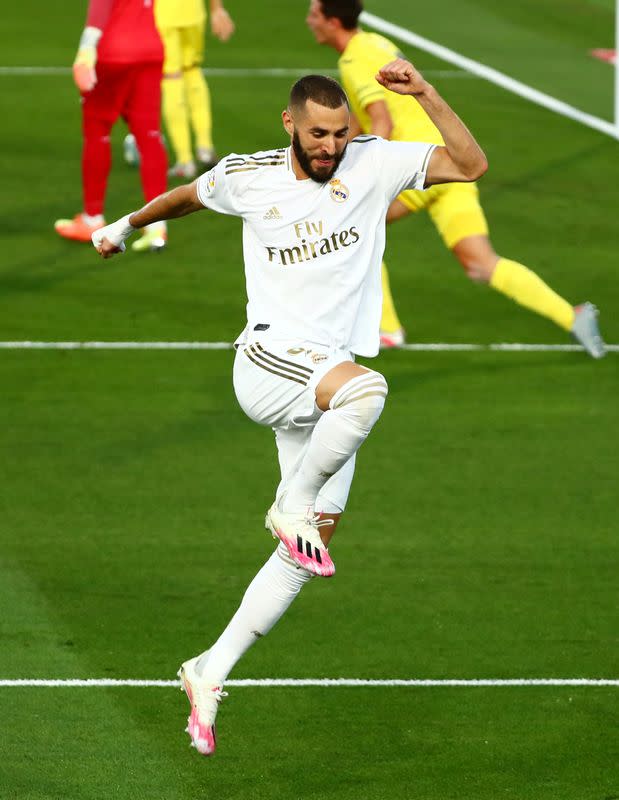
<box><xmin>179</xmin><ymin>546</ymin><xmax>312</xmax><ymax>755</ymax></box>
<box><xmin>489</xmin><ymin>258</ymin><xmax>607</xmax><ymax>358</ymax></box>
<box><xmin>452</xmin><ymin>235</ymin><xmax>607</xmax><ymax>359</ymax></box>
<box><xmin>267</xmin><ymin>369</ymin><xmax>388</xmax><ymax>576</ymax></box>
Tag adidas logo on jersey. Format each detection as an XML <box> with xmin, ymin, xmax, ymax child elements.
<box><xmin>263</xmin><ymin>206</ymin><xmax>282</xmax><ymax>220</ymax></box>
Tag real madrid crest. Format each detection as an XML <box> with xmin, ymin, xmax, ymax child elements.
<box><xmin>329</xmin><ymin>178</ymin><xmax>349</xmax><ymax>203</ymax></box>
<box><xmin>206</xmin><ymin>169</ymin><xmax>216</xmax><ymax>193</ymax></box>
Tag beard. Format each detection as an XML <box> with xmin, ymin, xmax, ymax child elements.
<box><xmin>292</xmin><ymin>131</ymin><xmax>346</xmax><ymax>183</ymax></box>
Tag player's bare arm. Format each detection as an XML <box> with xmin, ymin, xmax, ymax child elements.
<box><xmin>376</xmin><ymin>58</ymin><xmax>488</xmax><ymax>184</ymax></box>
<box><xmin>365</xmin><ymin>100</ymin><xmax>393</xmax><ymax>139</ymax></box>
<box><xmin>347</xmin><ymin>111</ymin><xmax>362</xmax><ymax>140</ymax></box>
<box><xmin>92</xmin><ymin>182</ymin><xmax>203</xmax><ymax>258</ymax></box>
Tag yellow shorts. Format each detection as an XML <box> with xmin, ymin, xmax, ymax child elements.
<box><xmin>397</xmin><ymin>181</ymin><xmax>488</xmax><ymax>249</ymax></box>
<box><xmin>159</xmin><ymin>23</ymin><xmax>205</xmax><ymax>74</ymax></box>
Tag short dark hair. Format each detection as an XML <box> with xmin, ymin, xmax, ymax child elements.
<box><xmin>289</xmin><ymin>74</ymin><xmax>349</xmax><ymax>113</ymax></box>
<box><xmin>319</xmin><ymin>0</ymin><xmax>363</xmax><ymax>29</ymax></box>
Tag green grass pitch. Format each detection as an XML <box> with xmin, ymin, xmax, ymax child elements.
<box><xmin>1</xmin><ymin>1</ymin><xmax>618</xmax><ymax>798</ymax></box>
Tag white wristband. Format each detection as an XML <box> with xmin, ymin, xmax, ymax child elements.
<box><xmin>91</xmin><ymin>214</ymin><xmax>136</xmax><ymax>252</ymax></box>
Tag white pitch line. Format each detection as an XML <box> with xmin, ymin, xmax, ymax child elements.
<box><xmin>0</xmin><ymin>66</ymin><xmax>468</xmax><ymax>78</ymax></box>
<box><xmin>0</xmin><ymin>66</ymin><xmax>339</xmax><ymax>77</ymax></box>
<box><xmin>0</xmin><ymin>341</ymin><xmax>233</xmax><ymax>350</ymax></box>
<box><xmin>0</xmin><ymin>341</ymin><xmax>617</xmax><ymax>353</ymax></box>
<box><xmin>0</xmin><ymin>678</ymin><xmax>617</xmax><ymax>688</ymax></box>
<box><xmin>360</xmin><ymin>11</ymin><xmax>619</xmax><ymax>140</ymax></box>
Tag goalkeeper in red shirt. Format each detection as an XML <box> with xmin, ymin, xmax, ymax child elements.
<box><xmin>55</xmin><ymin>0</ymin><xmax>169</xmax><ymax>252</ymax></box>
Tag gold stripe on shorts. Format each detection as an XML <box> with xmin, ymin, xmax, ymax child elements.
<box><xmin>254</xmin><ymin>343</ymin><xmax>314</xmax><ymax>377</ymax></box>
<box><xmin>244</xmin><ymin>345</ymin><xmax>310</xmax><ymax>386</ymax></box>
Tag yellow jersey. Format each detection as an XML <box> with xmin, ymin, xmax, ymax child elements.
<box><xmin>338</xmin><ymin>31</ymin><xmax>444</xmax><ymax>146</ymax></box>
<box><xmin>155</xmin><ymin>0</ymin><xmax>206</xmax><ymax>30</ymax></box>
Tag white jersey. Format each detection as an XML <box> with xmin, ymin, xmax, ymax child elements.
<box><xmin>196</xmin><ymin>136</ymin><xmax>435</xmax><ymax>357</ymax></box>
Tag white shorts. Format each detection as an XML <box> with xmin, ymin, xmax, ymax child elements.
<box><xmin>233</xmin><ymin>338</ymin><xmax>357</xmax><ymax>513</ymax></box>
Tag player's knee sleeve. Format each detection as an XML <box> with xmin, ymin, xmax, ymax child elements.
<box><xmin>329</xmin><ymin>371</ymin><xmax>388</xmax><ymax>435</ymax></box>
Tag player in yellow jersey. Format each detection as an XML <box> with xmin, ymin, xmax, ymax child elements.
<box><xmin>156</xmin><ymin>0</ymin><xmax>235</xmax><ymax>179</ymax></box>
<box><xmin>307</xmin><ymin>0</ymin><xmax>605</xmax><ymax>357</ymax></box>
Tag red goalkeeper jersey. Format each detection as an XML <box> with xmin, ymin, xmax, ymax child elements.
<box><xmin>86</xmin><ymin>0</ymin><xmax>163</xmax><ymax>64</ymax></box>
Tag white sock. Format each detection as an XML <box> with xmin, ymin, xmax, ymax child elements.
<box><xmin>282</xmin><ymin>371</ymin><xmax>388</xmax><ymax>513</ymax></box>
<box><xmin>195</xmin><ymin>547</ymin><xmax>312</xmax><ymax>685</ymax></box>
<box><xmin>82</xmin><ymin>212</ymin><xmax>104</xmax><ymax>226</ymax></box>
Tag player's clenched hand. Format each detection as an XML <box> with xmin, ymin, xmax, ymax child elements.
<box><xmin>93</xmin><ymin>236</ymin><xmax>125</xmax><ymax>259</ymax></box>
<box><xmin>91</xmin><ymin>215</ymin><xmax>135</xmax><ymax>259</ymax></box>
<box><xmin>375</xmin><ymin>58</ymin><xmax>429</xmax><ymax>97</ymax></box>
<box><xmin>211</xmin><ymin>8</ymin><xmax>235</xmax><ymax>42</ymax></box>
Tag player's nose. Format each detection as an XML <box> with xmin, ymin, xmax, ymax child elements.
<box><xmin>321</xmin><ymin>137</ymin><xmax>336</xmax><ymax>156</ymax></box>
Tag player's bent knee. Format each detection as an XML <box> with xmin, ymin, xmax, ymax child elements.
<box><xmin>330</xmin><ymin>371</ymin><xmax>388</xmax><ymax>434</ymax></box>
<box><xmin>458</xmin><ymin>255</ymin><xmax>492</xmax><ymax>283</ymax></box>
<box><xmin>453</xmin><ymin>239</ymin><xmax>498</xmax><ymax>283</ymax></box>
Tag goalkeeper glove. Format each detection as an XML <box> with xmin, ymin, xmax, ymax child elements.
<box><xmin>73</xmin><ymin>26</ymin><xmax>102</xmax><ymax>93</ymax></box>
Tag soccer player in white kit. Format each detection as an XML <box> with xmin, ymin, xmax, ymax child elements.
<box><xmin>93</xmin><ymin>58</ymin><xmax>487</xmax><ymax>756</ymax></box>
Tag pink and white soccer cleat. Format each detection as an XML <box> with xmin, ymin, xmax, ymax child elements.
<box><xmin>178</xmin><ymin>655</ymin><xmax>227</xmax><ymax>756</ymax></box>
<box><xmin>265</xmin><ymin>503</ymin><xmax>335</xmax><ymax>577</ymax></box>
<box><xmin>379</xmin><ymin>327</ymin><xmax>406</xmax><ymax>349</ymax></box>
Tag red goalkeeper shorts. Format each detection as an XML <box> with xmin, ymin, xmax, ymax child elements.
<box><xmin>81</xmin><ymin>60</ymin><xmax>163</xmax><ymax>130</ymax></box>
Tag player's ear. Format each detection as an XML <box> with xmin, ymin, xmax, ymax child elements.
<box><xmin>282</xmin><ymin>109</ymin><xmax>294</xmax><ymax>137</ymax></box>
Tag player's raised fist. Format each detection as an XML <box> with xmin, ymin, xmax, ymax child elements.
<box><xmin>375</xmin><ymin>58</ymin><xmax>429</xmax><ymax>97</ymax></box>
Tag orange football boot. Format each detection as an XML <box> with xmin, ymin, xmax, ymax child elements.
<box><xmin>54</xmin><ymin>213</ymin><xmax>105</xmax><ymax>243</ymax></box>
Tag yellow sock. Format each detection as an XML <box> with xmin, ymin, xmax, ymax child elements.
<box><xmin>490</xmin><ymin>258</ymin><xmax>575</xmax><ymax>331</ymax></box>
<box><xmin>184</xmin><ymin>66</ymin><xmax>213</xmax><ymax>150</ymax></box>
<box><xmin>162</xmin><ymin>76</ymin><xmax>193</xmax><ymax>164</ymax></box>
<box><xmin>380</xmin><ymin>261</ymin><xmax>403</xmax><ymax>333</ymax></box>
